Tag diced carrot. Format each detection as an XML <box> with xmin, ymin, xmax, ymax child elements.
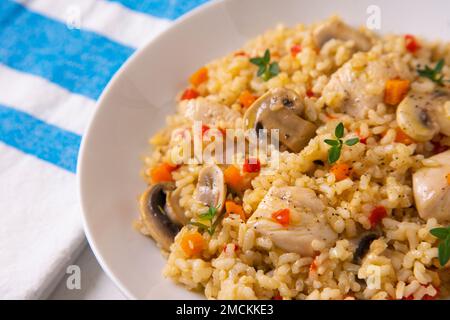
<box><xmin>369</xmin><ymin>206</ymin><xmax>387</xmax><ymax>228</ymax></box>
<box><xmin>189</xmin><ymin>67</ymin><xmax>208</xmax><ymax>87</ymax></box>
<box><xmin>384</xmin><ymin>79</ymin><xmax>410</xmax><ymax>106</ymax></box>
<box><xmin>271</xmin><ymin>51</ymin><xmax>280</xmax><ymax>59</ymax></box>
<box><xmin>326</xmin><ymin>113</ymin><xmax>338</xmax><ymax>120</ymax></box>
<box><xmin>405</xmin><ymin>35</ymin><xmax>421</xmax><ymax>54</ymax></box>
<box><xmin>310</xmin><ymin>255</ymin><xmax>319</xmax><ymax>273</ymax></box>
<box><xmin>181</xmin><ymin>88</ymin><xmax>199</xmax><ymax>100</ymax></box>
<box><xmin>243</xmin><ymin>158</ymin><xmax>261</xmax><ymax>173</ymax></box>
<box><xmin>395</xmin><ymin>128</ymin><xmax>416</xmax><ymax>145</ymax></box>
<box><xmin>225</xmin><ymin>201</ymin><xmax>246</xmax><ymax>221</ymax></box>
<box><xmin>355</xmin><ymin>129</ymin><xmax>367</xmax><ymax>144</ymax></box>
<box><xmin>271</xmin><ymin>208</ymin><xmax>290</xmax><ymax>227</ymax></box>
<box><xmin>234</xmin><ymin>51</ymin><xmax>247</xmax><ymax>57</ymax></box>
<box><xmin>290</xmin><ymin>44</ymin><xmax>302</xmax><ymax>57</ymax></box>
<box><xmin>238</xmin><ymin>90</ymin><xmax>257</xmax><ymax>108</ymax></box>
<box><xmin>150</xmin><ymin>162</ymin><xmax>178</xmax><ymax>183</ymax></box>
<box><xmin>224</xmin><ymin>165</ymin><xmax>244</xmax><ymax>191</ymax></box>
<box><xmin>446</xmin><ymin>173</ymin><xmax>450</xmax><ymax>186</ymax></box>
<box><xmin>180</xmin><ymin>231</ymin><xmax>205</xmax><ymax>257</ymax></box>
<box><xmin>330</xmin><ymin>163</ymin><xmax>351</xmax><ymax>182</ymax></box>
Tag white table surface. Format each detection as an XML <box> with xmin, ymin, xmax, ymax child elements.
<box><xmin>49</xmin><ymin>244</ymin><xmax>126</xmax><ymax>300</ymax></box>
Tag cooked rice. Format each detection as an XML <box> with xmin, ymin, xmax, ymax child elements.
<box><xmin>136</xmin><ymin>16</ymin><xmax>450</xmax><ymax>300</ymax></box>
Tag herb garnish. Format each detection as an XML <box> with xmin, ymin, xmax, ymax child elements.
<box><xmin>417</xmin><ymin>59</ymin><xmax>449</xmax><ymax>86</ymax></box>
<box><xmin>250</xmin><ymin>49</ymin><xmax>280</xmax><ymax>81</ymax></box>
<box><xmin>430</xmin><ymin>226</ymin><xmax>450</xmax><ymax>266</ymax></box>
<box><xmin>325</xmin><ymin>123</ymin><xmax>360</xmax><ymax>164</ymax></box>
<box><xmin>189</xmin><ymin>206</ymin><xmax>222</xmax><ymax>235</ymax></box>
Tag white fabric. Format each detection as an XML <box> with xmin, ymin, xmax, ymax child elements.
<box><xmin>0</xmin><ymin>65</ymin><xmax>95</xmax><ymax>135</ymax></box>
<box><xmin>0</xmin><ymin>0</ymin><xmax>172</xmax><ymax>299</ymax></box>
<box><xmin>0</xmin><ymin>145</ymin><xmax>85</xmax><ymax>299</ymax></box>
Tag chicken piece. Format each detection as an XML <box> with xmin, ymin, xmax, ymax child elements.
<box><xmin>413</xmin><ymin>150</ymin><xmax>450</xmax><ymax>223</ymax></box>
<box><xmin>313</xmin><ymin>16</ymin><xmax>372</xmax><ymax>51</ymax></box>
<box><xmin>247</xmin><ymin>186</ymin><xmax>337</xmax><ymax>256</ymax></box>
<box><xmin>322</xmin><ymin>53</ymin><xmax>411</xmax><ymax>119</ymax></box>
<box><xmin>178</xmin><ymin>97</ymin><xmax>241</xmax><ymax>127</ymax></box>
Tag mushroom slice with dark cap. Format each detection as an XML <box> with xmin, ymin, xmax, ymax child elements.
<box><xmin>166</xmin><ymin>186</ymin><xmax>189</xmax><ymax>226</ymax></box>
<box><xmin>243</xmin><ymin>88</ymin><xmax>317</xmax><ymax>153</ymax></box>
<box><xmin>396</xmin><ymin>89</ymin><xmax>450</xmax><ymax>142</ymax></box>
<box><xmin>313</xmin><ymin>17</ymin><xmax>372</xmax><ymax>51</ymax></box>
<box><xmin>352</xmin><ymin>233</ymin><xmax>380</xmax><ymax>264</ymax></box>
<box><xmin>195</xmin><ymin>164</ymin><xmax>227</xmax><ymax>212</ymax></box>
<box><xmin>139</xmin><ymin>182</ymin><xmax>184</xmax><ymax>251</ymax></box>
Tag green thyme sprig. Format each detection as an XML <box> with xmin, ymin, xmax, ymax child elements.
<box><xmin>430</xmin><ymin>226</ymin><xmax>450</xmax><ymax>266</ymax></box>
<box><xmin>324</xmin><ymin>123</ymin><xmax>360</xmax><ymax>164</ymax></box>
<box><xmin>250</xmin><ymin>49</ymin><xmax>280</xmax><ymax>81</ymax></box>
<box><xmin>189</xmin><ymin>206</ymin><xmax>222</xmax><ymax>236</ymax></box>
<box><xmin>417</xmin><ymin>59</ymin><xmax>449</xmax><ymax>86</ymax></box>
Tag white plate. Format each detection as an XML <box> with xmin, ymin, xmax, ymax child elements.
<box><xmin>78</xmin><ymin>0</ymin><xmax>450</xmax><ymax>299</ymax></box>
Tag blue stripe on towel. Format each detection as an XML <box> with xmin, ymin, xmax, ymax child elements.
<box><xmin>0</xmin><ymin>104</ymin><xmax>81</xmax><ymax>173</ymax></box>
<box><xmin>0</xmin><ymin>0</ymin><xmax>134</xmax><ymax>100</ymax></box>
<box><xmin>107</xmin><ymin>0</ymin><xmax>209</xmax><ymax>20</ymax></box>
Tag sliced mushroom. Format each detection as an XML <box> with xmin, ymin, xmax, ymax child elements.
<box><xmin>243</xmin><ymin>88</ymin><xmax>317</xmax><ymax>153</ymax></box>
<box><xmin>397</xmin><ymin>90</ymin><xmax>450</xmax><ymax>142</ymax></box>
<box><xmin>195</xmin><ymin>164</ymin><xmax>226</xmax><ymax>212</ymax></box>
<box><xmin>247</xmin><ymin>186</ymin><xmax>337</xmax><ymax>256</ymax></box>
<box><xmin>313</xmin><ymin>17</ymin><xmax>372</xmax><ymax>51</ymax></box>
<box><xmin>413</xmin><ymin>150</ymin><xmax>450</xmax><ymax>223</ymax></box>
<box><xmin>166</xmin><ymin>186</ymin><xmax>189</xmax><ymax>225</ymax></box>
<box><xmin>139</xmin><ymin>182</ymin><xmax>183</xmax><ymax>250</ymax></box>
<box><xmin>352</xmin><ymin>233</ymin><xmax>379</xmax><ymax>264</ymax></box>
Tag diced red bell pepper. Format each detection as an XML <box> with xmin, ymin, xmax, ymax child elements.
<box><xmin>405</xmin><ymin>35</ymin><xmax>420</xmax><ymax>54</ymax></box>
<box><xmin>201</xmin><ymin>125</ymin><xmax>210</xmax><ymax>136</ymax></box>
<box><xmin>243</xmin><ymin>158</ymin><xmax>261</xmax><ymax>173</ymax></box>
<box><xmin>306</xmin><ymin>89</ymin><xmax>315</xmax><ymax>98</ymax></box>
<box><xmin>355</xmin><ymin>129</ymin><xmax>367</xmax><ymax>145</ymax></box>
<box><xmin>272</xmin><ymin>293</ymin><xmax>283</xmax><ymax>300</ymax></box>
<box><xmin>181</xmin><ymin>88</ymin><xmax>199</xmax><ymax>100</ymax></box>
<box><xmin>290</xmin><ymin>44</ymin><xmax>302</xmax><ymax>57</ymax></box>
<box><xmin>369</xmin><ymin>206</ymin><xmax>387</xmax><ymax>228</ymax></box>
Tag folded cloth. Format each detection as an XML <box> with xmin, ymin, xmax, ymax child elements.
<box><xmin>0</xmin><ymin>0</ymin><xmax>208</xmax><ymax>299</ymax></box>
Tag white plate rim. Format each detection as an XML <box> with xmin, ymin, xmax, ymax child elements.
<box><xmin>76</xmin><ymin>0</ymin><xmax>222</xmax><ymax>300</ymax></box>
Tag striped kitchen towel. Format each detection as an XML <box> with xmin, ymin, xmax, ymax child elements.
<box><xmin>0</xmin><ymin>0</ymin><xmax>209</xmax><ymax>299</ymax></box>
